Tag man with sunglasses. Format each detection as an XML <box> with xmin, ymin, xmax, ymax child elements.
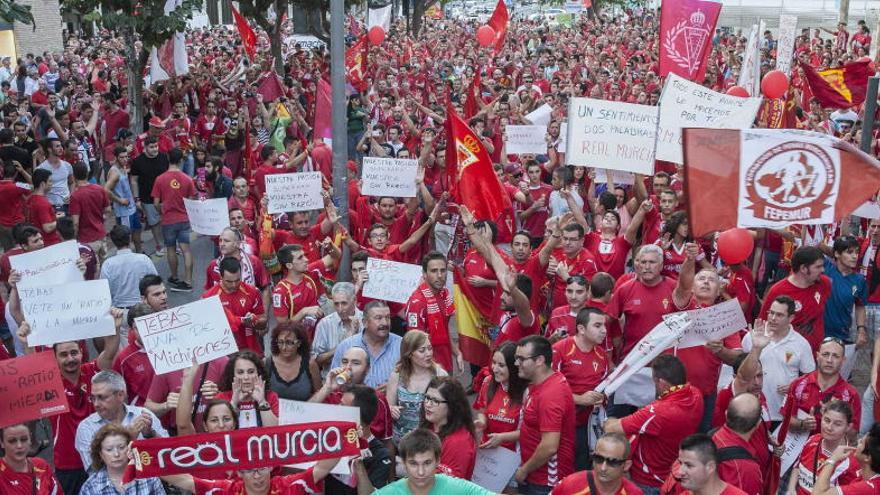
<box><xmin>551</xmin><ymin>433</ymin><xmax>642</xmax><ymax>495</ymax></box>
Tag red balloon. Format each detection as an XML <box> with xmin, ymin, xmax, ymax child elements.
<box><xmin>717</xmin><ymin>228</ymin><xmax>754</xmax><ymax>265</ymax></box>
<box><xmin>476</xmin><ymin>25</ymin><xmax>496</xmax><ymax>47</ymax></box>
<box><xmin>726</xmin><ymin>86</ymin><xmax>749</xmax><ymax>98</ymax></box>
<box><xmin>368</xmin><ymin>26</ymin><xmax>385</xmax><ymax>45</ymax></box>
<box><xmin>761</xmin><ymin>70</ymin><xmax>789</xmax><ymax>99</ymax></box>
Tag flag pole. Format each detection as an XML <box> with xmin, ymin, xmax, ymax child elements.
<box><xmin>331</xmin><ymin>0</ymin><xmax>351</xmax><ymax>280</ymax></box>
<box><xmin>860</xmin><ymin>77</ymin><xmax>879</xmax><ymax>154</ymax></box>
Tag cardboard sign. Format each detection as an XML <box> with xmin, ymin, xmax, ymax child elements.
<box><xmin>657</xmin><ymin>73</ymin><xmax>762</xmax><ymax>164</ymax></box>
<box><xmin>593</xmin><ymin>169</ymin><xmax>636</xmax><ymax>185</ymax></box>
<box><xmin>558</xmin><ymin>122</ymin><xmax>568</xmax><ymax>152</ymax></box>
<box><xmin>775</xmin><ymin>15</ymin><xmax>799</xmax><ymax>75</ymax></box>
<box><xmin>472</xmin><ymin>447</ymin><xmax>520</xmax><ymax>492</ymax></box>
<box><xmin>674</xmin><ymin>299</ymin><xmax>747</xmax><ymax>349</ymax></box>
<box><xmin>184</xmin><ymin>198</ymin><xmax>230</xmax><ymax>236</ymax></box>
<box><xmin>0</xmin><ymin>352</ymin><xmax>69</xmax><ymax>428</ymax></box>
<box><xmin>10</xmin><ymin>240</ymin><xmax>83</xmax><ymax>288</ymax></box>
<box><xmin>19</xmin><ymin>280</ymin><xmax>115</xmax><ymax>346</ymax></box>
<box><xmin>776</xmin><ymin>410</ymin><xmax>812</xmax><ymax>474</ymax></box>
<box><xmin>135</xmin><ymin>297</ymin><xmax>238</xmax><ymax>375</ymax></box>
<box><xmin>265</xmin><ymin>172</ymin><xmax>323</xmax><ymax>214</ymax></box>
<box><xmin>279</xmin><ymin>400</ymin><xmax>361</xmax><ymax>475</ymax></box>
<box><xmin>361</xmin><ymin>157</ymin><xmax>419</xmax><ymax>198</ymax></box>
<box><xmin>566</xmin><ymin>98</ymin><xmax>658</xmax><ymax>174</ymax></box>
<box><xmin>525</xmin><ymin>104</ymin><xmax>553</xmax><ymax>126</ymax></box>
<box><xmin>362</xmin><ymin>258</ymin><xmax>424</xmax><ymax>304</ymax></box>
<box><xmin>505</xmin><ymin>125</ymin><xmax>547</xmax><ymax>155</ymax></box>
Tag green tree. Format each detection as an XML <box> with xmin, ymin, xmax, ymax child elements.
<box><xmin>60</xmin><ymin>0</ymin><xmax>202</xmax><ymax>133</ymax></box>
<box><xmin>0</xmin><ymin>0</ymin><xmax>34</xmax><ymax>26</ymax></box>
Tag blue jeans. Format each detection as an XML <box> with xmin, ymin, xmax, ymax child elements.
<box><xmin>519</xmin><ymin>482</ymin><xmax>553</xmax><ymax>495</ymax></box>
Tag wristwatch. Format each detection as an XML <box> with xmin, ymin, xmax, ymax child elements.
<box><xmin>257</xmin><ymin>401</ymin><xmax>271</xmax><ymax>411</ymax></box>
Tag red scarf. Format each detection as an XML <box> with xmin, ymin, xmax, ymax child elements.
<box><xmin>419</xmin><ymin>283</ymin><xmax>454</xmax><ymax>347</ymax></box>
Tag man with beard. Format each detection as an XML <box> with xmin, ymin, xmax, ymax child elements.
<box><xmin>405</xmin><ymin>251</ymin><xmax>461</xmax><ymax>372</ymax></box>
<box><xmin>205</xmin><ymin>155</ymin><xmax>233</xmax><ymax>199</ymax></box>
<box><xmin>202</xmin><ymin>257</ymin><xmax>267</xmax><ymax>354</ymax></box>
<box><xmin>332</xmin><ymin>301</ymin><xmax>402</xmax><ymax>388</ymax></box>
<box><xmin>552</xmin><ymin>433</ymin><xmax>643</xmax><ymax>495</ymax></box>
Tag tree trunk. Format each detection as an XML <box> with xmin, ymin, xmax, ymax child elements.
<box><xmin>123</xmin><ymin>27</ymin><xmax>146</xmax><ymax>134</ymax></box>
<box><xmin>272</xmin><ymin>0</ymin><xmax>285</xmax><ymax>74</ymax></box>
<box><xmin>411</xmin><ymin>0</ymin><xmax>429</xmax><ymax>36</ymax></box>
<box><xmin>839</xmin><ymin>0</ymin><xmax>850</xmax><ymax>24</ymax></box>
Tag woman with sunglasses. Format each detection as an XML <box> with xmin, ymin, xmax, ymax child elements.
<box><xmin>265</xmin><ymin>322</ymin><xmax>321</xmax><ymax>401</ymax></box>
<box><xmin>0</xmin><ymin>423</ymin><xmax>60</xmax><ymax>494</ymax></box>
<box><xmin>419</xmin><ymin>376</ymin><xmax>477</xmax><ymax>479</ymax></box>
<box><xmin>787</xmin><ymin>400</ymin><xmax>859</xmax><ymax>495</ymax></box>
<box><xmin>473</xmin><ymin>342</ymin><xmax>525</xmax><ymax>451</ymax></box>
<box><xmin>80</xmin><ymin>424</ymin><xmax>165</xmax><ymax>494</ymax></box>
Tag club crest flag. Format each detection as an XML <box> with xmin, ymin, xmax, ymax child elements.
<box><xmin>659</xmin><ymin>0</ymin><xmax>722</xmax><ymax>82</ymax></box>
<box><xmin>346</xmin><ymin>35</ymin><xmax>369</xmax><ymax>92</ymax></box>
<box><xmin>487</xmin><ymin>0</ymin><xmax>510</xmax><ymax>54</ymax></box>
<box><xmin>800</xmin><ymin>59</ymin><xmax>873</xmax><ymax>108</ymax></box>
<box><xmin>684</xmin><ymin>128</ymin><xmax>880</xmax><ymax>237</ymax></box>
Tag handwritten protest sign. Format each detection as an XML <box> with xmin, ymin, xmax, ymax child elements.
<box><xmin>265</xmin><ymin>172</ymin><xmax>323</xmax><ymax>214</ymax></box>
<box><xmin>472</xmin><ymin>447</ymin><xmax>520</xmax><ymax>492</ymax></box>
<box><xmin>657</xmin><ymin>74</ymin><xmax>762</xmax><ymax>164</ymax></box>
<box><xmin>19</xmin><ymin>280</ymin><xmax>114</xmax><ymax>346</ymax></box>
<box><xmin>505</xmin><ymin>125</ymin><xmax>547</xmax><ymax>154</ymax></box>
<box><xmin>184</xmin><ymin>198</ymin><xmax>230</xmax><ymax>235</ymax></box>
<box><xmin>279</xmin><ymin>400</ymin><xmax>361</xmax><ymax>475</ymax></box>
<box><xmin>674</xmin><ymin>299</ymin><xmax>747</xmax><ymax>349</ymax></box>
<box><xmin>775</xmin><ymin>15</ymin><xmax>798</xmax><ymax>75</ymax></box>
<box><xmin>136</xmin><ymin>296</ymin><xmax>238</xmax><ymax>375</ymax></box>
<box><xmin>776</xmin><ymin>410</ymin><xmax>812</xmax><ymax>474</ymax></box>
<box><xmin>10</xmin><ymin>240</ymin><xmax>83</xmax><ymax>288</ymax></box>
<box><xmin>363</xmin><ymin>258</ymin><xmax>424</xmax><ymax>303</ymax></box>
<box><xmin>525</xmin><ymin>104</ymin><xmax>553</xmax><ymax>126</ymax></box>
<box><xmin>0</xmin><ymin>352</ymin><xmax>69</xmax><ymax>428</ymax></box>
<box><xmin>593</xmin><ymin>169</ymin><xmax>636</xmax><ymax>185</ymax></box>
<box><xmin>566</xmin><ymin>98</ymin><xmax>658</xmax><ymax>174</ymax></box>
<box><xmin>361</xmin><ymin>157</ymin><xmax>419</xmax><ymax>197</ymax></box>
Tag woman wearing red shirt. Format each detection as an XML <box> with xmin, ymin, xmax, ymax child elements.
<box><xmin>0</xmin><ymin>423</ymin><xmax>60</xmax><ymax>495</ymax></box>
<box><xmin>657</xmin><ymin>211</ymin><xmax>706</xmax><ymax>279</ymax></box>
<box><xmin>215</xmin><ymin>350</ymin><xmax>280</xmax><ymax>429</ymax></box>
<box><xmin>474</xmin><ymin>342</ymin><xmax>526</xmax><ymax>451</ymax></box>
<box><xmin>788</xmin><ymin>401</ymin><xmax>859</xmax><ymax>495</ymax></box>
<box><xmin>421</xmin><ymin>376</ymin><xmax>477</xmax><ymax>479</ymax></box>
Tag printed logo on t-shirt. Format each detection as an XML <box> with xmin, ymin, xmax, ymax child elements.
<box><xmin>599</xmin><ymin>240</ymin><xmax>613</xmax><ymax>254</ymax></box>
<box><xmin>272</xmin><ymin>293</ymin><xmax>282</xmax><ymax>308</ymax></box>
<box><xmin>814</xmin><ymin>291</ymin><xmax>821</xmax><ymax>304</ymax></box>
<box><xmin>795</xmin><ymin>300</ymin><xmax>803</xmax><ymax>312</ymax></box>
<box><xmin>170</xmin><ymin>179</ymin><xmax>181</xmax><ymax>190</ymax></box>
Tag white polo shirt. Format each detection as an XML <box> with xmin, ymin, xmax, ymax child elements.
<box><xmin>742</xmin><ymin>327</ymin><xmax>816</xmax><ymax>421</ymax></box>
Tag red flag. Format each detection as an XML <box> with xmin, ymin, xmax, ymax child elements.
<box><xmin>757</xmin><ymin>89</ymin><xmax>799</xmax><ymax>129</ymax></box>
<box><xmin>445</xmin><ymin>103</ymin><xmax>515</xmax><ymax>234</ymax></box>
<box><xmin>230</xmin><ymin>3</ymin><xmax>256</xmax><ymax>61</ymax></box>
<box><xmin>659</xmin><ymin>0</ymin><xmax>721</xmax><ymax>82</ymax></box>
<box><xmin>799</xmin><ymin>59</ymin><xmax>872</xmax><ymax>108</ymax></box>
<box><xmin>256</xmin><ymin>72</ymin><xmax>284</xmax><ymax>102</ymax></box>
<box><xmin>487</xmin><ymin>0</ymin><xmax>509</xmax><ymax>54</ymax></box>
<box><xmin>314</xmin><ymin>79</ymin><xmax>332</xmax><ymax>140</ymax></box>
<box><xmin>683</xmin><ymin>128</ymin><xmax>880</xmax><ymax>237</ymax></box>
<box><xmin>346</xmin><ymin>36</ymin><xmax>369</xmax><ymax>92</ymax></box>
<box><xmin>463</xmin><ymin>70</ymin><xmax>481</xmax><ymax>119</ymax></box>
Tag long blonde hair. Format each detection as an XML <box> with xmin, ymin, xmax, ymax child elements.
<box><xmin>395</xmin><ymin>330</ymin><xmax>436</xmax><ymax>386</ymax></box>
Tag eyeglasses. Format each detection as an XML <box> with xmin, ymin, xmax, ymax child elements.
<box><xmin>424</xmin><ymin>395</ymin><xmax>448</xmax><ymax>406</ymax></box>
<box><xmin>514</xmin><ymin>355</ymin><xmax>537</xmax><ymax>364</ymax></box>
<box><xmin>277</xmin><ymin>340</ymin><xmax>299</xmax><ymax>347</ymax></box>
<box><xmin>592</xmin><ymin>454</ymin><xmax>626</xmax><ymax>467</ymax></box>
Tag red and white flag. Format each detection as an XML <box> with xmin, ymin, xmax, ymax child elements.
<box><xmin>684</xmin><ymin>128</ymin><xmax>880</xmax><ymax>237</ymax></box>
<box><xmin>487</xmin><ymin>0</ymin><xmax>509</xmax><ymax>54</ymax></box>
<box><xmin>231</xmin><ymin>3</ymin><xmax>257</xmax><ymax>61</ymax></box>
<box><xmin>148</xmin><ymin>0</ymin><xmax>189</xmax><ymax>83</ymax></box>
<box><xmin>659</xmin><ymin>0</ymin><xmax>721</xmax><ymax>82</ymax></box>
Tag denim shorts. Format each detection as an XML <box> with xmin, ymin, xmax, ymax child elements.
<box><xmin>161</xmin><ymin>222</ymin><xmax>191</xmax><ymax>247</ymax></box>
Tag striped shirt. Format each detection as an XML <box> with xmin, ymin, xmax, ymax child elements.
<box><xmin>79</xmin><ymin>468</ymin><xmax>165</xmax><ymax>495</ymax></box>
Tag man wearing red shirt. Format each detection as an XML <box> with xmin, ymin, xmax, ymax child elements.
<box><xmin>552</xmin><ymin>307</ymin><xmax>610</xmax><ymax>471</ymax></box>
<box><xmin>547</xmin><ymin>276</ymin><xmax>590</xmax><ymax>340</ymax></box>
<box><xmin>710</xmin><ymin>394</ymin><xmax>765</xmax><ymax>495</ymax></box>
<box><xmin>151</xmin><ymin>148</ymin><xmax>196</xmax><ymax>291</ymax></box>
<box><xmin>0</xmin><ymin>161</ymin><xmax>29</xmax><ymax>250</ymax></box>
<box><xmin>272</xmin><ymin>208</ymin><xmax>337</xmax><ymax>264</ymax></box>
<box><xmin>310</xmin><ymin>137</ymin><xmax>333</xmax><ymax>183</ymax></box>
<box><xmin>760</xmin><ymin>246</ymin><xmax>831</xmax><ymax>352</ymax></box>
<box><xmin>253</xmin><ymin>146</ymin><xmax>286</xmax><ymax>198</ymax></box>
<box><xmin>585</xmin><ymin>200</ymin><xmax>650</xmax><ymax>279</ymax></box>
<box><xmin>99</xmin><ymin>94</ymin><xmax>129</xmax><ymax>152</ymax></box>
<box><xmin>191</xmin><ymin>100</ymin><xmax>226</xmax><ymax>150</ymax></box>
<box><xmin>162</xmin><ymin>460</ymin><xmax>339</xmax><ymax>495</ymax></box>
<box><xmin>552</xmin><ymin>432</ymin><xmax>644</xmax><ymax>495</ymax></box>
<box><xmin>202</xmin><ymin>257</ymin><xmax>267</xmax><ymax>355</ymax></box>
<box><xmin>671</xmin><ymin>434</ymin><xmax>748</xmax><ymax>495</ymax></box>
<box><xmin>520</xmin><ymin>161</ymin><xmax>554</xmax><ymax>240</ymax></box>
<box><xmin>205</xmin><ymin>227</ymin><xmax>271</xmax><ymax>310</ymax></box>
<box><xmin>515</xmin><ymin>335</ymin><xmax>577</xmax><ymax>493</ymax></box>
<box><xmin>112</xmin><ymin>304</ymin><xmax>155</xmax><ymax>407</ymax></box>
<box><xmin>273</xmin><ymin>244</ymin><xmax>323</xmax><ymax>330</ymax></box>
<box><xmin>406</xmin><ymin>251</ymin><xmax>460</xmax><ymax>372</ymax></box>
<box><xmin>25</xmin><ymin>169</ymin><xmax>62</xmax><ymax>246</ymax></box>
<box><xmin>548</xmin><ymin>223</ymin><xmax>598</xmax><ymax>310</ymax></box>
<box><xmin>69</xmin><ymin>162</ymin><xmax>110</xmax><ymax>265</ymax></box>
<box><xmin>134</xmin><ymin>117</ymin><xmax>174</xmax><ymax>155</ymax></box>
<box><xmin>605</xmin><ymin>355</ymin><xmax>704</xmax><ymax>492</ymax></box>
<box><xmin>637</xmin><ymin>186</ymin><xmax>679</xmax><ymax>245</ymax></box>
<box><xmin>508</xmin><ymin>228</ymin><xmax>558</xmax><ymax>312</ymax></box>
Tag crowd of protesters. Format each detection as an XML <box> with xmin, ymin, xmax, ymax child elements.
<box><xmin>3</xmin><ymin>4</ymin><xmax>880</xmax><ymax>495</ymax></box>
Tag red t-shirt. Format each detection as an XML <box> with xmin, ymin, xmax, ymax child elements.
<box><xmin>0</xmin><ymin>458</ymin><xmax>59</xmax><ymax>495</ymax></box>
<box><xmin>151</xmin><ymin>170</ymin><xmax>196</xmax><ymax>225</ymax></box>
<box><xmin>463</xmin><ymin>249</ymin><xmax>499</xmax><ymax>319</ymax></box>
<box><xmin>272</xmin><ymin>275</ymin><xmax>321</xmax><ymax>320</ymax></box>
<box><xmin>495</xmin><ymin>310</ymin><xmax>540</xmax><ymax>348</ymax></box>
<box><xmin>759</xmin><ymin>276</ymin><xmax>832</xmax><ymax>352</ymax></box>
<box><xmin>585</xmin><ymin>232</ymin><xmax>632</xmax><ymax>279</ymax></box>
<box><xmin>254</xmin><ymin>163</ymin><xmax>286</xmax><ymax>198</ymax></box>
<box><xmin>670</xmin><ymin>299</ymin><xmax>743</xmax><ymax>396</ymax></box>
<box><xmin>794</xmin><ymin>434</ymin><xmax>860</xmax><ymax>495</ymax></box>
<box><xmin>112</xmin><ymin>344</ymin><xmax>153</xmax><ymax>406</ymax></box>
<box><xmin>839</xmin><ymin>476</ymin><xmax>880</xmax><ymax>495</ymax></box>
<box><xmin>272</xmin><ymin>224</ymin><xmax>325</xmax><ymax>263</ymax></box>
<box><xmin>712</xmin><ymin>383</ymin><xmax>772</xmax><ymax>470</ymax></box>
<box><xmin>146</xmin><ymin>358</ymin><xmax>228</xmax><ymax>430</ymax></box>
<box><xmin>203</xmin><ymin>282</ymin><xmax>265</xmax><ymax>354</ymax></box>
<box><xmin>712</xmin><ymin>425</ymin><xmax>764</xmax><ymax>495</ymax></box>
<box><xmin>523</xmin><ymin>184</ymin><xmax>553</xmax><ymax>239</ymax></box>
<box><xmin>437</xmin><ymin>426</ymin><xmax>477</xmax><ymax>479</ymax></box>
<box><xmin>727</xmin><ymin>266</ymin><xmax>757</xmax><ymax>323</ymax></box>
<box><xmin>193</xmin><ymin>467</ymin><xmax>319</xmax><ymax>495</ymax></box>
<box><xmin>324</xmin><ymin>389</ymin><xmax>393</xmax><ymax>441</ymax></box>
<box><xmin>69</xmin><ymin>183</ymin><xmax>110</xmax><ymax>242</ymax></box>
<box><xmin>473</xmin><ymin>378</ymin><xmax>521</xmax><ymax>451</ymax></box>
<box><xmin>512</xmin><ymin>253</ymin><xmax>549</xmax><ymax>313</ymax></box>
<box><xmin>553</xmin><ymin>471</ymin><xmax>644</xmax><ymax>495</ymax></box>
<box><xmin>660</xmin><ymin>243</ymin><xmax>688</xmax><ymax>279</ymax></box>
<box><xmin>520</xmin><ymin>371</ymin><xmax>576</xmax><ymax>487</ymax></box>
<box><xmin>52</xmin><ymin>361</ymin><xmax>99</xmax><ymax>469</ymax></box>
<box><xmin>102</xmin><ymin>108</ymin><xmax>130</xmax><ymax>145</ymax></box>
<box><xmin>546</xmin><ymin>305</ymin><xmax>577</xmax><ymax>339</ymax></box>
<box><xmin>780</xmin><ymin>371</ymin><xmax>862</xmax><ymax>436</ymax></box>
<box><xmin>0</xmin><ymin>180</ymin><xmax>29</xmax><ymax>227</ymax></box>
<box><xmin>25</xmin><ymin>194</ymin><xmax>61</xmax><ymax>246</ymax></box>
<box><xmin>606</xmin><ymin>277</ymin><xmax>680</xmax><ymax>356</ymax></box>
<box><xmin>552</xmin><ymin>337</ymin><xmax>608</xmax><ymax>425</ymax></box>
<box><xmin>550</xmin><ymin>248</ymin><xmax>598</xmax><ymax>310</ymax></box>
<box><xmin>620</xmin><ymin>384</ymin><xmax>704</xmax><ymax>487</ymax></box>
<box><xmin>205</xmin><ymin>254</ymin><xmax>270</xmax><ymax>290</ymax></box>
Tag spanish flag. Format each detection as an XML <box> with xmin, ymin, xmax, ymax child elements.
<box><xmin>452</xmin><ymin>267</ymin><xmax>492</xmax><ymax>367</ymax></box>
<box><xmin>800</xmin><ymin>59</ymin><xmax>872</xmax><ymax>108</ymax></box>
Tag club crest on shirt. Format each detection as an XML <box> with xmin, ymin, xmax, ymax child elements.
<box><xmin>814</xmin><ymin>291</ymin><xmax>821</xmax><ymax>304</ymax></box>
<box><xmin>794</xmin><ymin>300</ymin><xmax>803</xmax><ymax>312</ymax></box>
<box><xmin>662</xmin><ymin>298</ymin><xmax>669</xmax><ymax>310</ymax></box>
<box><xmin>784</xmin><ymin>351</ymin><xmax>793</xmax><ymax>363</ymax></box>
<box><xmin>240</xmin><ymin>298</ymin><xmax>246</xmax><ymax>306</ymax></box>
<box><xmin>593</xmin><ymin>361</ymin><xmax>599</xmax><ymax>372</ymax></box>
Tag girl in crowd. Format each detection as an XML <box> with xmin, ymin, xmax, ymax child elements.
<box><xmin>0</xmin><ymin>423</ymin><xmax>60</xmax><ymax>494</ymax></box>
<box><xmin>788</xmin><ymin>400</ymin><xmax>860</xmax><ymax>495</ymax></box>
<box><xmin>420</xmin><ymin>376</ymin><xmax>478</xmax><ymax>479</ymax></box>
<box><xmin>216</xmin><ymin>349</ymin><xmax>280</xmax><ymax>428</ymax></box>
<box><xmin>265</xmin><ymin>321</ymin><xmax>321</xmax><ymax>401</ymax></box>
<box><xmin>80</xmin><ymin>424</ymin><xmax>165</xmax><ymax>494</ymax></box>
<box><xmin>387</xmin><ymin>330</ymin><xmax>447</xmax><ymax>445</ymax></box>
<box><xmin>473</xmin><ymin>342</ymin><xmax>526</xmax><ymax>451</ymax></box>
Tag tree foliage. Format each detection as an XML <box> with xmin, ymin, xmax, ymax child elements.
<box><xmin>0</xmin><ymin>0</ymin><xmax>34</xmax><ymax>28</ymax></box>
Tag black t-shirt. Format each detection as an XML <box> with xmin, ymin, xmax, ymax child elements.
<box><xmin>130</xmin><ymin>152</ymin><xmax>169</xmax><ymax>204</ymax></box>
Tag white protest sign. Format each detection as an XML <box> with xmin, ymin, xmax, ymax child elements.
<box><xmin>135</xmin><ymin>296</ymin><xmax>238</xmax><ymax>375</ymax></box>
<box><xmin>776</xmin><ymin>410</ymin><xmax>812</xmax><ymax>474</ymax></box>
<box><xmin>183</xmin><ymin>198</ymin><xmax>230</xmax><ymax>236</ymax></box>
<box><xmin>566</xmin><ymin>98</ymin><xmax>658</xmax><ymax>174</ymax></box>
<box><xmin>10</xmin><ymin>240</ymin><xmax>83</xmax><ymax>288</ymax></box>
<box><xmin>657</xmin><ymin>73</ymin><xmax>762</xmax><ymax>164</ymax></box>
<box><xmin>525</xmin><ymin>104</ymin><xmax>553</xmax><ymax>126</ymax></box>
<box><xmin>279</xmin><ymin>400</ymin><xmax>360</xmax><ymax>475</ymax></box>
<box><xmin>472</xmin><ymin>447</ymin><xmax>520</xmax><ymax>492</ymax></box>
<box><xmin>265</xmin><ymin>172</ymin><xmax>323</xmax><ymax>214</ymax></box>
<box><xmin>19</xmin><ymin>280</ymin><xmax>114</xmax><ymax>346</ymax></box>
<box><xmin>505</xmin><ymin>125</ymin><xmax>547</xmax><ymax>155</ymax></box>
<box><xmin>362</xmin><ymin>258</ymin><xmax>424</xmax><ymax>304</ymax></box>
<box><xmin>361</xmin><ymin>157</ymin><xmax>419</xmax><ymax>198</ymax></box>
<box><xmin>738</xmin><ymin>24</ymin><xmax>761</xmax><ymax>97</ymax></box>
<box><xmin>558</xmin><ymin>123</ymin><xmax>567</xmax><ymax>152</ymax></box>
<box><xmin>286</xmin><ymin>35</ymin><xmax>326</xmax><ymax>51</ymax></box>
<box><xmin>596</xmin><ymin>312</ymin><xmax>691</xmax><ymax>395</ymax></box>
<box><xmin>775</xmin><ymin>15</ymin><xmax>798</xmax><ymax>75</ymax></box>
<box><xmin>593</xmin><ymin>169</ymin><xmax>635</xmax><ymax>185</ymax></box>
<box><xmin>673</xmin><ymin>299</ymin><xmax>747</xmax><ymax>349</ymax></box>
